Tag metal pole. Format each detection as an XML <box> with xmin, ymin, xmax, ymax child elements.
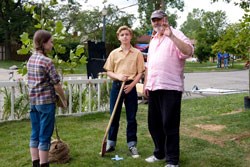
<box><xmin>102</xmin><ymin>15</ymin><xmax>106</xmax><ymax>42</ymax></box>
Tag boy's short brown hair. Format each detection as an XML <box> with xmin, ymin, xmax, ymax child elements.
<box><xmin>116</xmin><ymin>25</ymin><xmax>133</xmax><ymax>37</ymax></box>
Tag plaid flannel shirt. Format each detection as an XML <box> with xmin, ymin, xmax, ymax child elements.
<box><xmin>27</xmin><ymin>52</ymin><xmax>60</xmax><ymax>105</ymax></box>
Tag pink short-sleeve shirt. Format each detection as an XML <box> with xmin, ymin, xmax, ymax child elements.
<box><xmin>145</xmin><ymin>27</ymin><xmax>194</xmax><ymax>92</ymax></box>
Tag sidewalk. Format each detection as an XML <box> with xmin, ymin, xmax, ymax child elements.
<box><xmin>0</xmin><ymin>68</ymin><xmax>24</xmax><ymax>81</ymax></box>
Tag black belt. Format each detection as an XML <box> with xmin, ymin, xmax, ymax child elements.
<box><xmin>113</xmin><ymin>80</ymin><xmax>133</xmax><ymax>84</ymax></box>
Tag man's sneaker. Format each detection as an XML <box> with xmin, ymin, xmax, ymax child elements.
<box><xmin>165</xmin><ymin>164</ymin><xmax>179</xmax><ymax>167</ymax></box>
<box><xmin>129</xmin><ymin>146</ymin><xmax>140</xmax><ymax>158</ymax></box>
<box><xmin>145</xmin><ymin>155</ymin><xmax>165</xmax><ymax>163</ymax></box>
<box><xmin>106</xmin><ymin>146</ymin><xmax>115</xmax><ymax>153</ymax></box>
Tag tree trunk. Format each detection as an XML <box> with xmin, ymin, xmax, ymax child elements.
<box><xmin>4</xmin><ymin>27</ymin><xmax>11</xmax><ymax>60</ymax></box>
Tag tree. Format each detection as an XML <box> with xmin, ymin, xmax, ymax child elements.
<box><xmin>212</xmin><ymin>23</ymin><xmax>242</xmax><ymax>56</ymax></box>
<box><xmin>180</xmin><ymin>9</ymin><xmax>227</xmax><ymax>62</ymax></box>
<box><xmin>211</xmin><ymin>0</ymin><xmax>249</xmax><ymax>57</ymax></box>
<box><xmin>212</xmin><ymin>0</ymin><xmax>250</xmax><ymax>9</ymax></box>
<box><xmin>70</xmin><ymin>4</ymin><xmax>135</xmax><ymax>46</ymax></box>
<box><xmin>136</xmin><ymin>0</ymin><xmax>184</xmax><ymax>32</ymax></box>
<box><xmin>17</xmin><ymin>0</ymin><xmax>86</xmax><ymax>75</ymax></box>
<box><xmin>49</xmin><ymin>1</ymin><xmax>82</xmax><ymax>33</ymax></box>
<box><xmin>180</xmin><ymin>8</ymin><xmax>204</xmax><ymax>39</ymax></box>
<box><xmin>0</xmin><ymin>0</ymin><xmax>35</xmax><ymax>59</ymax></box>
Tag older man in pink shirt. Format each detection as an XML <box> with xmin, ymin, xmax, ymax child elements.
<box><xmin>144</xmin><ymin>10</ymin><xmax>194</xmax><ymax>167</ymax></box>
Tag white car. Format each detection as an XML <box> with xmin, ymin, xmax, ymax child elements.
<box><xmin>186</xmin><ymin>57</ymin><xmax>198</xmax><ymax>62</ymax></box>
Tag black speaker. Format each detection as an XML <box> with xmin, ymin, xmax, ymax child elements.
<box><xmin>87</xmin><ymin>41</ymin><xmax>106</xmax><ymax>60</ymax></box>
<box><xmin>87</xmin><ymin>59</ymin><xmax>106</xmax><ymax>79</ymax></box>
<box><xmin>87</xmin><ymin>41</ymin><xmax>107</xmax><ymax>79</ymax></box>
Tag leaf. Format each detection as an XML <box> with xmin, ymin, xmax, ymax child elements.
<box><xmin>32</xmin><ymin>13</ymin><xmax>40</xmax><ymax>21</ymax></box>
<box><xmin>54</xmin><ymin>44</ymin><xmax>66</xmax><ymax>54</ymax></box>
<box><xmin>17</xmin><ymin>48</ymin><xmax>29</xmax><ymax>55</ymax></box>
<box><xmin>50</xmin><ymin>0</ymin><xmax>58</xmax><ymax>5</ymax></box>
<box><xmin>75</xmin><ymin>45</ymin><xmax>85</xmax><ymax>56</ymax></box>
<box><xmin>17</xmin><ymin>66</ymin><xmax>27</xmax><ymax>76</ymax></box>
<box><xmin>55</xmin><ymin>21</ymin><xmax>64</xmax><ymax>34</ymax></box>
<box><xmin>71</xmin><ymin>62</ymin><xmax>77</xmax><ymax>67</ymax></box>
<box><xmin>80</xmin><ymin>57</ymin><xmax>87</xmax><ymax>64</ymax></box>
<box><xmin>35</xmin><ymin>23</ymin><xmax>42</xmax><ymax>29</ymax></box>
<box><xmin>69</xmin><ymin>51</ymin><xmax>75</xmax><ymax>60</ymax></box>
<box><xmin>19</xmin><ymin>33</ymin><xmax>30</xmax><ymax>45</ymax></box>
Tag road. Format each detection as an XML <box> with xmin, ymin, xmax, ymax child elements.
<box><xmin>183</xmin><ymin>70</ymin><xmax>248</xmax><ymax>98</ymax></box>
<box><xmin>0</xmin><ymin>68</ymin><xmax>23</xmax><ymax>81</ymax></box>
<box><xmin>184</xmin><ymin>70</ymin><xmax>248</xmax><ymax>91</ymax></box>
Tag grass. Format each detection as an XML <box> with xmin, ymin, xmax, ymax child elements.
<box><xmin>184</xmin><ymin>60</ymin><xmax>245</xmax><ymax>73</ymax></box>
<box><xmin>0</xmin><ymin>60</ymin><xmax>24</xmax><ymax>69</ymax></box>
<box><xmin>0</xmin><ymin>93</ymin><xmax>250</xmax><ymax>167</ymax></box>
<box><xmin>0</xmin><ymin>60</ymin><xmax>246</xmax><ymax>74</ymax></box>
<box><xmin>0</xmin><ymin>60</ymin><xmax>87</xmax><ymax>74</ymax></box>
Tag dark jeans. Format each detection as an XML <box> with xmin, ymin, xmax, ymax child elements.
<box><xmin>108</xmin><ymin>80</ymin><xmax>138</xmax><ymax>147</ymax></box>
<box><xmin>148</xmin><ymin>90</ymin><xmax>182</xmax><ymax>165</ymax></box>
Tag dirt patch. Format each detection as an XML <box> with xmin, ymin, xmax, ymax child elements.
<box><xmin>230</xmin><ymin>133</ymin><xmax>250</xmax><ymax>141</ymax></box>
<box><xmin>195</xmin><ymin>124</ymin><xmax>226</xmax><ymax>131</ymax></box>
<box><xmin>181</xmin><ymin>126</ymin><xmax>226</xmax><ymax>147</ymax></box>
<box><xmin>182</xmin><ymin>123</ymin><xmax>250</xmax><ymax>147</ymax></box>
<box><xmin>221</xmin><ymin>109</ymin><xmax>243</xmax><ymax>116</ymax></box>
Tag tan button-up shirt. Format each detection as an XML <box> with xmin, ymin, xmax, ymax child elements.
<box><xmin>104</xmin><ymin>46</ymin><xmax>145</xmax><ymax>80</ymax></box>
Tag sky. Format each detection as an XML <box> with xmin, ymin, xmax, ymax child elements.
<box><xmin>78</xmin><ymin>0</ymin><xmax>245</xmax><ymax>28</ymax></box>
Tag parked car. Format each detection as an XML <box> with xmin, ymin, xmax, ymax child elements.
<box><xmin>186</xmin><ymin>57</ymin><xmax>198</xmax><ymax>62</ymax></box>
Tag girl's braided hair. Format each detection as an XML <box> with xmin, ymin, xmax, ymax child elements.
<box><xmin>33</xmin><ymin>30</ymin><xmax>52</xmax><ymax>55</ymax></box>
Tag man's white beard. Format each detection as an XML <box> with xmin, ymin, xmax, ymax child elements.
<box><xmin>154</xmin><ymin>26</ymin><xmax>164</xmax><ymax>34</ymax></box>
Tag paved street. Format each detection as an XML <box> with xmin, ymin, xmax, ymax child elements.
<box><xmin>183</xmin><ymin>70</ymin><xmax>248</xmax><ymax>98</ymax></box>
<box><xmin>0</xmin><ymin>68</ymin><xmax>23</xmax><ymax>81</ymax></box>
<box><xmin>184</xmin><ymin>70</ymin><xmax>248</xmax><ymax>91</ymax></box>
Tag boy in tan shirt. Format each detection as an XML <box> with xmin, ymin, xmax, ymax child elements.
<box><xmin>103</xmin><ymin>25</ymin><xmax>145</xmax><ymax>158</ymax></box>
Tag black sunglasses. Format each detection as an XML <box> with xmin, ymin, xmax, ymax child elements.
<box><xmin>151</xmin><ymin>18</ymin><xmax>163</xmax><ymax>22</ymax></box>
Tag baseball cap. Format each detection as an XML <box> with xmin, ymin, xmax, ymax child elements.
<box><xmin>151</xmin><ymin>10</ymin><xmax>167</xmax><ymax>19</ymax></box>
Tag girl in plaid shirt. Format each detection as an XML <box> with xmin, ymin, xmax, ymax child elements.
<box><xmin>27</xmin><ymin>30</ymin><xmax>67</xmax><ymax>167</ymax></box>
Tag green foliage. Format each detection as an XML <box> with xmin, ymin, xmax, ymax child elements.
<box><xmin>73</xmin><ymin>4</ymin><xmax>135</xmax><ymax>45</ymax></box>
<box><xmin>212</xmin><ymin>11</ymin><xmax>249</xmax><ymax>58</ymax></box>
<box><xmin>137</xmin><ymin>0</ymin><xmax>184</xmax><ymax>32</ymax></box>
<box><xmin>17</xmin><ymin>0</ymin><xmax>86</xmax><ymax>76</ymax></box>
<box><xmin>0</xmin><ymin>81</ymin><xmax>29</xmax><ymax>120</ymax></box>
<box><xmin>181</xmin><ymin>8</ymin><xmax>228</xmax><ymax>62</ymax></box>
<box><xmin>70</xmin><ymin>84</ymin><xmax>88</xmax><ymax>113</ymax></box>
<box><xmin>17</xmin><ymin>32</ymin><xmax>32</xmax><ymax>55</ymax></box>
<box><xmin>180</xmin><ymin>8</ymin><xmax>204</xmax><ymax>39</ymax></box>
<box><xmin>69</xmin><ymin>81</ymin><xmax>110</xmax><ymax>113</ymax></box>
<box><xmin>210</xmin><ymin>0</ymin><xmax>250</xmax><ymax>59</ymax></box>
<box><xmin>0</xmin><ymin>87</ymin><xmax>11</xmax><ymax>120</ymax></box>
<box><xmin>100</xmin><ymin>81</ymin><xmax>111</xmax><ymax>108</ymax></box>
<box><xmin>0</xmin><ymin>0</ymin><xmax>35</xmax><ymax>59</ymax></box>
<box><xmin>212</xmin><ymin>0</ymin><xmax>250</xmax><ymax>10</ymax></box>
<box><xmin>0</xmin><ymin>1</ymin><xmax>35</xmax><ymax>41</ymax></box>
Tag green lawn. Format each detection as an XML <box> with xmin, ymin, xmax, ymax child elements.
<box><xmin>0</xmin><ymin>60</ymin><xmax>246</xmax><ymax>74</ymax></box>
<box><xmin>184</xmin><ymin>60</ymin><xmax>245</xmax><ymax>73</ymax></box>
<box><xmin>0</xmin><ymin>60</ymin><xmax>24</xmax><ymax>69</ymax></box>
<box><xmin>0</xmin><ymin>60</ymin><xmax>87</xmax><ymax>74</ymax></box>
<box><xmin>0</xmin><ymin>93</ymin><xmax>250</xmax><ymax>167</ymax></box>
